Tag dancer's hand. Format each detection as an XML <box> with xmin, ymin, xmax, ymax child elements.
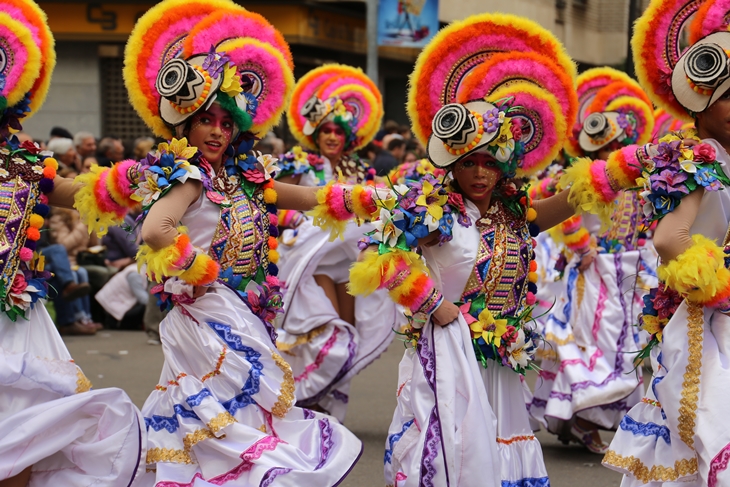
<box><xmin>578</xmin><ymin>248</ymin><xmax>597</xmax><ymax>271</ymax></box>
<box><xmin>432</xmin><ymin>300</ymin><xmax>459</xmax><ymax>326</ymax></box>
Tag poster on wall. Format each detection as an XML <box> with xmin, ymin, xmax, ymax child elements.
<box><xmin>377</xmin><ymin>0</ymin><xmax>439</xmax><ymax>48</ymax></box>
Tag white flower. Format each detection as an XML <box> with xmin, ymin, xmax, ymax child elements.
<box><xmin>371</xmin><ymin>208</ymin><xmax>403</xmax><ymax>247</ymax></box>
<box><xmin>680</xmin><ymin>159</ymin><xmax>700</xmax><ymax>173</ymax></box>
<box><xmin>131</xmin><ymin>170</ymin><xmax>163</xmax><ymax>207</ymax></box>
<box><xmin>507</xmin><ymin>329</ymin><xmax>534</xmax><ymax>369</ymax></box>
<box><xmin>31</xmin><ymin>165</ymin><xmax>43</xmax><ymax>175</ymax></box>
<box><xmin>494</xmin><ymin>139</ymin><xmax>515</xmax><ymax>163</ymax></box>
<box><xmin>498</xmin><ymin>111</ymin><xmax>506</xmax><ymax>123</ymax></box>
<box><xmin>424</xmin><ymin>213</ymin><xmax>440</xmax><ymax>232</ymax></box>
<box><xmin>0</xmin><ymin>168</ymin><xmax>9</xmax><ymax>178</ymax></box>
<box><xmin>228</xmin><ymin>174</ymin><xmax>240</xmax><ymax>187</ymax></box>
<box><xmin>0</xmin><ymin>147</ymin><xmax>9</xmax><ymax>156</ymax></box>
<box><xmin>177</xmin><ymin>164</ymin><xmax>201</xmax><ymax>184</ymax></box>
<box><xmin>640</xmin><ymin>189</ymin><xmax>655</xmax><ymax>217</ymax></box>
<box><xmin>393</xmin><ymin>184</ymin><xmax>410</xmax><ymax>196</ymax></box>
<box><xmin>11</xmin><ymin>157</ymin><xmax>25</xmax><ymax>165</ymax></box>
<box><xmin>255</xmin><ymin>151</ymin><xmax>280</xmax><ymax>180</ymax></box>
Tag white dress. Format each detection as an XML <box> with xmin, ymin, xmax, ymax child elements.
<box><xmin>0</xmin><ymin>304</ymin><xmax>146</xmax><ymax>485</ymax></box>
<box><xmin>531</xmin><ymin>194</ymin><xmax>657</xmax><ymax>432</ymax></box>
<box><xmin>384</xmin><ymin>200</ymin><xmax>549</xmax><ymax>487</ymax></box>
<box><xmin>276</xmin><ymin>155</ymin><xmax>399</xmax><ymax>421</ymax></box>
<box><xmin>603</xmin><ymin>139</ymin><xmax>730</xmax><ymax>486</ymax></box>
<box><xmin>137</xmin><ymin>191</ymin><xmax>362</xmax><ymax>486</ymax></box>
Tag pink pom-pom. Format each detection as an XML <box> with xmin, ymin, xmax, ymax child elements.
<box><xmin>266</xmin><ymin>275</ymin><xmax>280</xmax><ymax>287</ymax></box>
<box><xmin>526</xmin><ymin>292</ymin><xmax>536</xmax><ymax>306</ymax></box>
<box><xmin>637</xmin><ymin>238</ymin><xmax>646</xmax><ymax>247</ymax></box>
<box><xmin>39</xmin><ymin>194</ymin><xmax>48</xmax><ymax>204</ymax></box>
<box><xmin>269</xmin><ymin>213</ymin><xmax>279</xmax><ymax>226</ymax></box>
<box><xmin>19</xmin><ymin>247</ymin><xmax>33</xmax><ymax>262</ymax></box>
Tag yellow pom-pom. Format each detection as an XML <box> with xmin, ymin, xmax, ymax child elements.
<box><xmin>528</xmin><ymin>272</ymin><xmax>538</xmax><ymax>284</ymax></box>
<box><xmin>29</xmin><ymin>214</ymin><xmax>44</xmax><ymax>229</ymax></box>
<box><xmin>269</xmin><ymin>248</ymin><xmax>279</xmax><ymax>264</ymax></box>
<box><xmin>44</xmin><ymin>157</ymin><xmax>59</xmax><ymax>170</ymax></box>
<box><xmin>526</xmin><ymin>207</ymin><xmax>537</xmax><ymax>222</ymax></box>
<box><xmin>264</xmin><ymin>188</ymin><xmax>277</xmax><ymax>204</ymax></box>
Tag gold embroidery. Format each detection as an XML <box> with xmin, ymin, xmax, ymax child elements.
<box><xmin>576</xmin><ymin>272</ymin><xmax>586</xmax><ymax>308</ymax></box>
<box><xmin>183</xmin><ymin>428</ymin><xmax>215</xmax><ymax>452</ymax></box>
<box><xmin>207</xmin><ymin>411</ymin><xmax>236</xmax><ymax>434</ymax></box>
<box><xmin>642</xmin><ymin>397</ymin><xmax>661</xmax><ymax>408</ymax></box>
<box><xmin>544</xmin><ymin>332</ymin><xmax>575</xmax><ymax>346</ymax></box>
<box><xmin>258</xmin><ymin>424</ymin><xmax>267</xmax><ymax>433</ymax></box>
<box><xmin>146</xmin><ymin>447</ymin><xmax>192</xmax><ymax>465</ymax></box>
<box><xmin>678</xmin><ymin>302</ymin><xmax>703</xmax><ymax>450</ymax></box>
<box><xmin>75</xmin><ymin>369</ymin><xmax>92</xmax><ymax>393</ymax></box>
<box><xmin>271</xmin><ymin>351</ymin><xmax>295</xmax><ymax>417</ymax></box>
<box><xmin>497</xmin><ymin>434</ymin><xmax>536</xmax><ymax>445</ymax></box>
<box><xmin>277</xmin><ymin>325</ymin><xmax>327</xmax><ymax>353</ymax></box>
<box><xmin>201</xmin><ymin>347</ymin><xmax>227</xmax><ymax>382</ymax></box>
<box><xmin>603</xmin><ymin>450</ymin><xmax>697</xmax><ymax>482</ymax></box>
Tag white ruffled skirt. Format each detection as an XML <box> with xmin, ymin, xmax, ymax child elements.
<box><xmin>530</xmin><ymin>249</ymin><xmax>656</xmax><ymax>432</ymax></box>
<box><xmin>0</xmin><ymin>304</ymin><xmax>146</xmax><ymax>485</ymax></box>
<box><xmin>139</xmin><ymin>282</ymin><xmax>362</xmax><ymax>486</ymax></box>
<box><xmin>384</xmin><ymin>315</ymin><xmax>549</xmax><ymax>487</ymax></box>
<box><xmin>604</xmin><ymin>302</ymin><xmax>730</xmax><ymax>486</ymax></box>
<box><xmin>276</xmin><ymin>220</ymin><xmax>399</xmax><ymax>421</ymax></box>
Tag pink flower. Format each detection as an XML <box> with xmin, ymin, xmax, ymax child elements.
<box><xmin>510</xmin><ymin>119</ymin><xmax>523</xmax><ymax>141</ymax></box>
<box><xmin>693</xmin><ymin>143</ymin><xmax>716</xmax><ymax>163</ymax></box>
<box><xmin>243</xmin><ymin>169</ymin><xmax>265</xmax><ymax>184</ymax></box>
<box><xmin>10</xmin><ymin>273</ymin><xmax>26</xmax><ymax>295</ymax></box>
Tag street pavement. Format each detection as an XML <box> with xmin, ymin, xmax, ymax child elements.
<box><xmin>64</xmin><ymin>330</ymin><xmax>623</xmax><ymax>486</ymax></box>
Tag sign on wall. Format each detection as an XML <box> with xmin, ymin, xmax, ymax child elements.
<box><xmin>377</xmin><ymin>0</ymin><xmax>438</xmax><ymax>48</ymax></box>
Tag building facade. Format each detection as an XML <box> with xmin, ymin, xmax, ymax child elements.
<box><xmin>24</xmin><ymin>0</ymin><xmax>640</xmax><ymax>143</ymax></box>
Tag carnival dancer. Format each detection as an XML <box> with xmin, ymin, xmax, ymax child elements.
<box><xmin>304</xmin><ymin>13</ymin><xmax>648</xmax><ymax>486</ymax></box>
<box><xmin>0</xmin><ymin>2</ymin><xmax>146</xmax><ymax>486</ymax></box>
<box><xmin>601</xmin><ymin>0</ymin><xmax>730</xmax><ymax>484</ymax></box>
<box><xmin>73</xmin><ymin>1</ymin><xmax>361</xmax><ymax>484</ymax></box>
<box><xmin>529</xmin><ymin>67</ymin><xmax>658</xmax><ymax>453</ymax></box>
<box><xmin>274</xmin><ymin>65</ymin><xmax>399</xmax><ymax>421</ymax></box>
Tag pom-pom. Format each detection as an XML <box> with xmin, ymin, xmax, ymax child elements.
<box><xmin>19</xmin><ymin>247</ymin><xmax>33</xmax><ymax>262</ymax></box>
<box><xmin>26</xmin><ymin>227</ymin><xmax>40</xmax><ymax>241</ymax></box>
<box><xmin>39</xmin><ymin>195</ymin><xmax>48</xmax><ymax>205</ymax></box>
<box><xmin>526</xmin><ymin>292</ymin><xmax>536</xmax><ymax>306</ymax></box>
<box><xmin>38</xmin><ymin>178</ymin><xmax>54</xmax><ymax>194</ymax></box>
<box><xmin>528</xmin><ymin>282</ymin><xmax>538</xmax><ymax>294</ymax></box>
<box><xmin>42</xmin><ymin>166</ymin><xmax>56</xmax><ymax>179</ymax></box>
<box><xmin>529</xmin><ymin>260</ymin><xmax>538</xmax><ymax>272</ymax></box>
<box><xmin>28</xmin><ymin>214</ymin><xmax>44</xmax><ymax>229</ymax></box>
<box><xmin>268</xmin><ymin>236</ymin><xmax>278</xmax><ymax>250</ymax></box>
<box><xmin>526</xmin><ymin>207</ymin><xmax>537</xmax><ymax>222</ymax></box>
<box><xmin>269</xmin><ymin>213</ymin><xmax>279</xmax><ymax>226</ymax></box>
<box><xmin>269</xmin><ymin>226</ymin><xmax>279</xmax><ymax>238</ymax></box>
<box><xmin>528</xmin><ymin>272</ymin><xmax>538</xmax><ymax>284</ymax></box>
<box><xmin>529</xmin><ymin>223</ymin><xmax>540</xmax><ymax>237</ymax></box>
<box><xmin>43</xmin><ymin>157</ymin><xmax>59</xmax><ymax>170</ymax></box>
<box><xmin>268</xmin><ymin>263</ymin><xmax>279</xmax><ymax>276</ymax></box>
<box><xmin>24</xmin><ymin>240</ymin><xmax>36</xmax><ymax>251</ymax></box>
<box><xmin>269</xmin><ymin>248</ymin><xmax>279</xmax><ymax>263</ymax></box>
<box><xmin>33</xmin><ymin>204</ymin><xmax>50</xmax><ymax>217</ymax></box>
<box><xmin>264</xmin><ymin>188</ymin><xmax>277</xmax><ymax>204</ymax></box>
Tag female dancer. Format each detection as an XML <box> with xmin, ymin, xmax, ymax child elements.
<box><xmin>530</xmin><ymin>68</ymin><xmax>658</xmax><ymax>453</ymax></box>
<box><xmin>602</xmin><ymin>0</ymin><xmax>730</xmax><ymax>484</ymax></box>
<box><xmin>275</xmin><ymin>65</ymin><xmax>399</xmax><ymax>420</ymax></box>
<box><xmin>0</xmin><ymin>1</ymin><xmax>145</xmax><ymax>485</ymax></box>
<box><xmin>309</xmin><ymin>13</ymin><xmax>643</xmax><ymax>486</ymax></box>
<box><xmin>74</xmin><ymin>1</ymin><xmax>361</xmax><ymax>484</ymax></box>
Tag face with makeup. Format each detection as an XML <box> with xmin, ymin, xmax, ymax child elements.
<box><xmin>186</xmin><ymin>104</ymin><xmax>234</xmax><ymax>165</ymax></box>
<box><xmin>316</xmin><ymin>121</ymin><xmax>346</xmax><ymax>162</ymax></box>
<box><xmin>452</xmin><ymin>151</ymin><xmax>503</xmax><ymax>203</ymax></box>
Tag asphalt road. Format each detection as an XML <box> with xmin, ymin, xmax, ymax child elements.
<box><xmin>64</xmin><ymin>330</ymin><xmax>623</xmax><ymax>486</ymax></box>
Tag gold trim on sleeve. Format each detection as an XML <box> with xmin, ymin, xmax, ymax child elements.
<box><xmin>271</xmin><ymin>351</ymin><xmax>295</xmax><ymax>418</ymax></box>
<box><xmin>678</xmin><ymin>302</ymin><xmax>703</xmax><ymax>450</ymax></box>
<box><xmin>602</xmin><ymin>450</ymin><xmax>697</xmax><ymax>482</ymax></box>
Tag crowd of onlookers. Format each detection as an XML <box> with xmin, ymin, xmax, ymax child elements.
<box><xmin>21</xmin><ymin>119</ymin><xmax>419</xmax><ymax>342</ymax></box>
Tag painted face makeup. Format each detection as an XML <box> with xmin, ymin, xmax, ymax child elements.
<box><xmin>452</xmin><ymin>152</ymin><xmax>503</xmax><ymax>202</ymax></box>
<box><xmin>187</xmin><ymin>104</ymin><xmax>234</xmax><ymax>165</ymax></box>
<box><xmin>316</xmin><ymin>121</ymin><xmax>346</xmax><ymax>162</ymax></box>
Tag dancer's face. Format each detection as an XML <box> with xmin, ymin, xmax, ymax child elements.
<box><xmin>187</xmin><ymin>104</ymin><xmax>234</xmax><ymax>165</ymax></box>
<box><xmin>452</xmin><ymin>152</ymin><xmax>502</xmax><ymax>202</ymax></box>
<box><xmin>317</xmin><ymin>121</ymin><xmax>346</xmax><ymax>162</ymax></box>
<box><xmin>697</xmin><ymin>90</ymin><xmax>730</xmax><ymax>152</ymax></box>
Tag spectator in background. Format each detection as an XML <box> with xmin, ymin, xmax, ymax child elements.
<box><xmin>74</xmin><ymin>131</ymin><xmax>97</xmax><ymax>159</ymax></box>
<box><xmin>373</xmin><ymin>137</ymin><xmax>406</xmax><ymax>176</ymax></box>
<box><xmin>47</xmin><ymin>137</ymin><xmax>81</xmax><ymax>173</ymax></box>
<box><xmin>375</xmin><ymin>119</ymin><xmax>399</xmax><ymax>142</ymax></box>
<box><xmin>404</xmin><ymin>150</ymin><xmax>419</xmax><ymax>164</ymax></box>
<box><xmin>254</xmin><ymin>140</ymin><xmax>274</xmax><ymax>155</ymax></box>
<box><xmin>133</xmin><ymin>136</ymin><xmax>155</xmax><ymax>159</ymax></box>
<box><xmin>97</xmin><ymin>137</ymin><xmax>124</xmax><ymax>167</ymax></box>
<box><xmin>359</xmin><ymin>141</ymin><xmax>382</xmax><ymax>163</ymax></box>
<box><xmin>49</xmin><ymin>126</ymin><xmax>73</xmax><ymax>140</ymax></box>
<box><xmin>81</xmin><ymin>156</ymin><xmax>97</xmax><ymax>173</ymax></box>
<box><xmin>261</xmin><ymin>131</ymin><xmax>284</xmax><ymax>155</ymax></box>
<box><xmin>398</xmin><ymin>125</ymin><xmax>412</xmax><ymax>141</ymax></box>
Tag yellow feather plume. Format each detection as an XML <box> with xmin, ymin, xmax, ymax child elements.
<box><xmin>658</xmin><ymin>234</ymin><xmax>726</xmax><ymax>298</ymax></box>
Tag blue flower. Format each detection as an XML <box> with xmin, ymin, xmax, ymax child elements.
<box><xmin>645</xmin><ymin>190</ymin><xmax>678</xmax><ymax>216</ymax></box>
<box><xmin>694</xmin><ymin>166</ymin><xmax>721</xmax><ymax>190</ymax></box>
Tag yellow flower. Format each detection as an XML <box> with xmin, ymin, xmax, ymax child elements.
<box><xmin>158</xmin><ymin>137</ymin><xmax>198</xmax><ymax>162</ymax></box>
<box><xmin>220</xmin><ymin>64</ymin><xmax>243</xmax><ymax>97</ymax></box>
<box><xmin>468</xmin><ymin>308</ymin><xmax>509</xmax><ymax>346</ymax></box>
<box><xmin>658</xmin><ymin>133</ymin><xmax>681</xmax><ymax>144</ymax></box>
<box><xmin>415</xmin><ymin>179</ymin><xmax>447</xmax><ymax>221</ymax></box>
<box><xmin>641</xmin><ymin>314</ymin><xmax>667</xmax><ymax>342</ymax></box>
<box><xmin>491</xmin><ymin>118</ymin><xmax>514</xmax><ymax>149</ymax></box>
<box><xmin>678</xmin><ymin>147</ymin><xmax>694</xmax><ymax>162</ymax></box>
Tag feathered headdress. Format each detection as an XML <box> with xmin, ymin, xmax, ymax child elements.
<box><xmin>407</xmin><ymin>13</ymin><xmax>578</xmax><ymax>176</ymax></box>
